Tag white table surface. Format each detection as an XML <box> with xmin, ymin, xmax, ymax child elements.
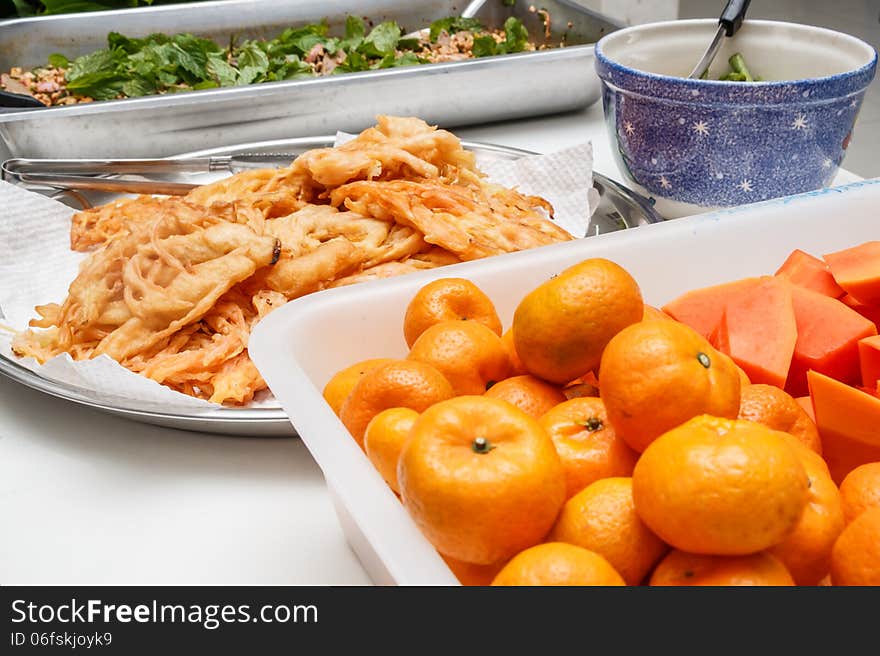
<box><xmin>0</xmin><ymin>102</ymin><xmax>862</xmax><ymax>585</ymax></box>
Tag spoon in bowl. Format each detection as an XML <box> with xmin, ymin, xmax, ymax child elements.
<box><xmin>688</xmin><ymin>0</ymin><xmax>752</xmax><ymax>79</ymax></box>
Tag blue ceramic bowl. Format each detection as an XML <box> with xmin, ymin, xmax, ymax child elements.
<box><xmin>595</xmin><ymin>19</ymin><xmax>877</xmax><ymax>217</ymax></box>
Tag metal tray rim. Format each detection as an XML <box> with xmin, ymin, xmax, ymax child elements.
<box><xmin>0</xmin><ymin>137</ymin><xmax>657</xmax><ymax>434</ymax></box>
<box><xmin>0</xmin><ymin>47</ymin><xmax>593</xmax><ymax>122</ymax></box>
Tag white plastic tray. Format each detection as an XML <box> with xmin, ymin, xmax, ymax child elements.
<box><xmin>249</xmin><ymin>178</ymin><xmax>880</xmax><ymax>585</ymax></box>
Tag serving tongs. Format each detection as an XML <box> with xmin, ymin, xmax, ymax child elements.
<box><xmin>1</xmin><ymin>153</ymin><xmax>299</xmax><ymax>196</ymax></box>
<box><xmin>0</xmin><ymin>89</ymin><xmax>46</xmax><ymax>109</ymax></box>
<box><xmin>688</xmin><ymin>0</ymin><xmax>752</xmax><ymax>79</ymax></box>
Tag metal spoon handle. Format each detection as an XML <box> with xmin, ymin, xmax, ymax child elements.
<box><xmin>460</xmin><ymin>0</ymin><xmax>489</xmax><ymax>19</ymax></box>
<box><xmin>720</xmin><ymin>0</ymin><xmax>752</xmax><ymax>37</ymax></box>
<box><xmin>688</xmin><ymin>0</ymin><xmax>753</xmax><ymax>79</ymax></box>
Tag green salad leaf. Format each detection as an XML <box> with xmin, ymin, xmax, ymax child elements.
<box><xmin>47</xmin><ymin>53</ymin><xmax>70</xmax><ymax>68</ymax></box>
<box><xmin>358</xmin><ymin>21</ymin><xmax>401</xmax><ymax>57</ymax></box>
<box><xmin>428</xmin><ymin>17</ymin><xmax>484</xmax><ymax>42</ymax></box>
<box><xmin>43</xmin><ymin>15</ymin><xmax>536</xmax><ymax>102</ymax></box>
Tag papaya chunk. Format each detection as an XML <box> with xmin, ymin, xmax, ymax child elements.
<box><xmin>807</xmin><ymin>370</ymin><xmax>880</xmax><ymax>447</ymax></box>
<box><xmin>662</xmin><ymin>277</ymin><xmax>761</xmax><ymax>340</ymax></box>
<box><xmin>824</xmin><ymin>241</ymin><xmax>880</xmax><ymax>305</ymax></box>
<box><xmin>841</xmin><ymin>294</ymin><xmax>880</xmax><ymax>328</ymax></box>
<box><xmin>860</xmin><ymin>335</ymin><xmax>880</xmax><ymax>389</ymax></box>
<box><xmin>794</xmin><ymin>396</ymin><xmax>815</xmax><ymax>422</ymax></box>
<box><xmin>785</xmin><ymin>284</ymin><xmax>878</xmax><ymax>396</ymax></box>
<box><xmin>712</xmin><ymin>277</ymin><xmax>797</xmax><ymax>388</ymax></box>
<box><xmin>775</xmin><ymin>249</ymin><xmax>845</xmax><ymax>298</ymax></box>
<box><xmin>807</xmin><ymin>370</ymin><xmax>880</xmax><ymax>482</ymax></box>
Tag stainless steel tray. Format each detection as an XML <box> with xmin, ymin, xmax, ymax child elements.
<box><xmin>0</xmin><ymin>0</ymin><xmax>620</xmax><ymax>159</ymax></box>
<box><xmin>0</xmin><ymin>138</ymin><xmax>660</xmax><ymax>436</ymax></box>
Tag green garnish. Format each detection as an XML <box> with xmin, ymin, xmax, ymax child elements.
<box><xmin>428</xmin><ymin>16</ymin><xmax>485</xmax><ymax>42</ymax></box>
<box><xmin>467</xmin><ymin>17</ymin><xmax>530</xmax><ymax>57</ymax></box>
<box><xmin>33</xmin><ymin>15</ymin><xmax>535</xmax><ymax>103</ymax></box>
<box><xmin>719</xmin><ymin>53</ymin><xmax>761</xmax><ymax>82</ymax></box>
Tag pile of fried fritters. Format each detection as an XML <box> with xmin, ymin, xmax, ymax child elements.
<box><xmin>13</xmin><ymin>116</ymin><xmax>572</xmax><ymax>404</ymax></box>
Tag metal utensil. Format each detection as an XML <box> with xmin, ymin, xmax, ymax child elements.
<box><xmin>1</xmin><ymin>143</ymin><xmax>662</xmax><ymax>227</ymax></box>
<box><xmin>688</xmin><ymin>0</ymin><xmax>752</xmax><ymax>79</ymax></box>
<box><xmin>403</xmin><ymin>0</ymin><xmax>488</xmax><ymax>40</ymax></box>
<box><xmin>1</xmin><ymin>153</ymin><xmax>299</xmax><ymax>195</ymax></box>
<box><xmin>0</xmin><ymin>89</ymin><xmax>45</xmax><ymax>109</ymax></box>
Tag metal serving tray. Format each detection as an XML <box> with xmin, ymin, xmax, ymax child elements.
<box><xmin>0</xmin><ymin>137</ymin><xmax>659</xmax><ymax>436</ymax></box>
<box><xmin>0</xmin><ymin>0</ymin><xmax>620</xmax><ymax>159</ymax></box>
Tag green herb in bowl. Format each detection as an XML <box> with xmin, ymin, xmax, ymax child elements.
<box><xmin>718</xmin><ymin>52</ymin><xmax>762</xmax><ymax>82</ymax></box>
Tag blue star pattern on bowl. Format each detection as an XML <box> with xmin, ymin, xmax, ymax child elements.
<box><xmin>595</xmin><ymin>30</ymin><xmax>877</xmax><ymax>209</ymax></box>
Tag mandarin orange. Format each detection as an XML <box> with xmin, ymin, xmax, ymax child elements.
<box><xmin>398</xmin><ymin>395</ymin><xmax>565</xmax><ymax>565</ymax></box>
<box><xmin>491</xmin><ymin>543</ymin><xmax>625</xmax><ymax>586</ymax></box>
<box><xmin>649</xmin><ymin>550</ymin><xmax>794</xmax><ymax>586</ymax></box>
<box><xmin>339</xmin><ymin>360</ymin><xmax>453</xmax><ymax>446</ymax></box>
<box><xmin>512</xmin><ymin>258</ymin><xmax>643</xmax><ymax>384</ymax></box>
<box><xmin>538</xmin><ymin>397</ymin><xmax>638</xmax><ymax>499</ymax></box>
<box><xmin>322</xmin><ymin>358</ymin><xmax>396</xmax><ymax>416</ymax></box>
<box><xmin>500</xmin><ymin>327</ymin><xmax>528</xmax><ymax>377</ymax></box>
<box><xmin>363</xmin><ymin>407</ymin><xmax>420</xmax><ymax>493</ymax></box>
<box><xmin>407</xmin><ymin>320</ymin><xmax>511</xmax><ymax>395</ymax></box>
<box><xmin>549</xmin><ymin>477</ymin><xmax>667</xmax><ymax>585</ymax></box>
<box><xmin>830</xmin><ymin>507</ymin><xmax>880</xmax><ymax>586</ymax></box>
<box><xmin>484</xmin><ymin>374</ymin><xmax>566</xmax><ymax>419</ymax></box>
<box><xmin>403</xmin><ymin>278</ymin><xmax>502</xmax><ymax>348</ymax></box>
<box><xmin>768</xmin><ymin>449</ymin><xmax>844</xmax><ymax>585</ymax></box>
<box><xmin>599</xmin><ymin>320</ymin><xmax>742</xmax><ymax>452</ymax></box>
<box><xmin>632</xmin><ymin>416</ymin><xmax>809</xmax><ymax>555</ymax></box>
<box><xmin>839</xmin><ymin>462</ymin><xmax>880</xmax><ymax>523</ymax></box>
<box><xmin>738</xmin><ymin>383</ymin><xmax>823</xmax><ymax>454</ymax></box>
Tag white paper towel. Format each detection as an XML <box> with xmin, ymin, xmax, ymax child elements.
<box><xmin>0</xmin><ymin>139</ymin><xmax>598</xmax><ymax>409</ymax></box>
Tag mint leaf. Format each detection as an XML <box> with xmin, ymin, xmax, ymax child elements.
<box><xmin>268</xmin><ymin>54</ymin><xmax>312</xmax><ymax>80</ymax></box>
<box><xmin>336</xmin><ymin>50</ymin><xmax>370</xmax><ymax>73</ymax></box>
<box><xmin>207</xmin><ymin>55</ymin><xmax>238</xmax><ymax>86</ymax></box>
<box><xmin>237</xmin><ymin>41</ymin><xmax>270</xmax><ymax>74</ymax></box>
<box><xmin>359</xmin><ymin>21</ymin><xmax>401</xmax><ymax>57</ymax></box>
<box><xmin>396</xmin><ymin>37</ymin><xmax>422</xmax><ymax>51</ymax></box>
<box><xmin>67</xmin><ymin>48</ymin><xmax>117</xmax><ymax>81</ymax></box>
<box><xmin>65</xmin><ymin>71</ymin><xmax>125</xmax><ymax>99</ymax></box>
<box><xmin>472</xmin><ymin>35</ymin><xmax>498</xmax><ymax>58</ymax></box>
<box><xmin>121</xmin><ymin>75</ymin><xmax>156</xmax><ymax>98</ymax></box>
<box><xmin>236</xmin><ymin>65</ymin><xmax>263</xmax><ymax>86</ymax></box>
<box><xmin>344</xmin><ymin>15</ymin><xmax>365</xmax><ymax>42</ymax></box>
<box><xmin>48</xmin><ymin>53</ymin><xmax>70</xmax><ymax>68</ymax></box>
<box><xmin>502</xmin><ymin>17</ymin><xmax>529</xmax><ymax>53</ymax></box>
<box><xmin>428</xmin><ymin>17</ymin><xmax>484</xmax><ymax>42</ymax></box>
<box><xmin>374</xmin><ymin>52</ymin><xmax>424</xmax><ymax>69</ymax></box>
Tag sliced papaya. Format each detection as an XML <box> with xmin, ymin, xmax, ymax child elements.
<box><xmin>860</xmin><ymin>335</ymin><xmax>880</xmax><ymax>390</ymax></box>
<box><xmin>785</xmin><ymin>284</ymin><xmax>878</xmax><ymax>396</ymax></box>
<box><xmin>775</xmin><ymin>249</ymin><xmax>845</xmax><ymax>297</ymax></box>
<box><xmin>662</xmin><ymin>277</ymin><xmax>761</xmax><ymax>340</ymax></box>
<box><xmin>841</xmin><ymin>294</ymin><xmax>880</xmax><ymax>328</ymax></box>
<box><xmin>809</xmin><ymin>370</ymin><xmax>880</xmax><ymax>483</ymax></box>
<box><xmin>807</xmin><ymin>370</ymin><xmax>880</xmax><ymax>447</ymax></box>
<box><xmin>711</xmin><ymin>277</ymin><xmax>797</xmax><ymax>388</ymax></box>
<box><xmin>794</xmin><ymin>396</ymin><xmax>815</xmax><ymax>422</ymax></box>
<box><xmin>822</xmin><ymin>430</ymin><xmax>880</xmax><ymax>485</ymax></box>
<box><xmin>824</xmin><ymin>241</ymin><xmax>880</xmax><ymax>305</ymax></box>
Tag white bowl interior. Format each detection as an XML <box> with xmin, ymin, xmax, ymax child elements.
<box><xmin>600</xmin><ymin>19</ymin><xmax>875</xmax><ymax>81</ymax></box>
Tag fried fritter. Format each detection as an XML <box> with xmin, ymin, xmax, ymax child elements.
<box><xmin>16</xmin><ymin>116</ymin><xmax>572</xmax><ymax>405</ymax></box>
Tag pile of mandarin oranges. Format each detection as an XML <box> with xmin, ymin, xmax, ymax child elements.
<box><xmin>323</xmin><ymin>258</ymin><xmax>880</xmax><ymax>586</ymax></box>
